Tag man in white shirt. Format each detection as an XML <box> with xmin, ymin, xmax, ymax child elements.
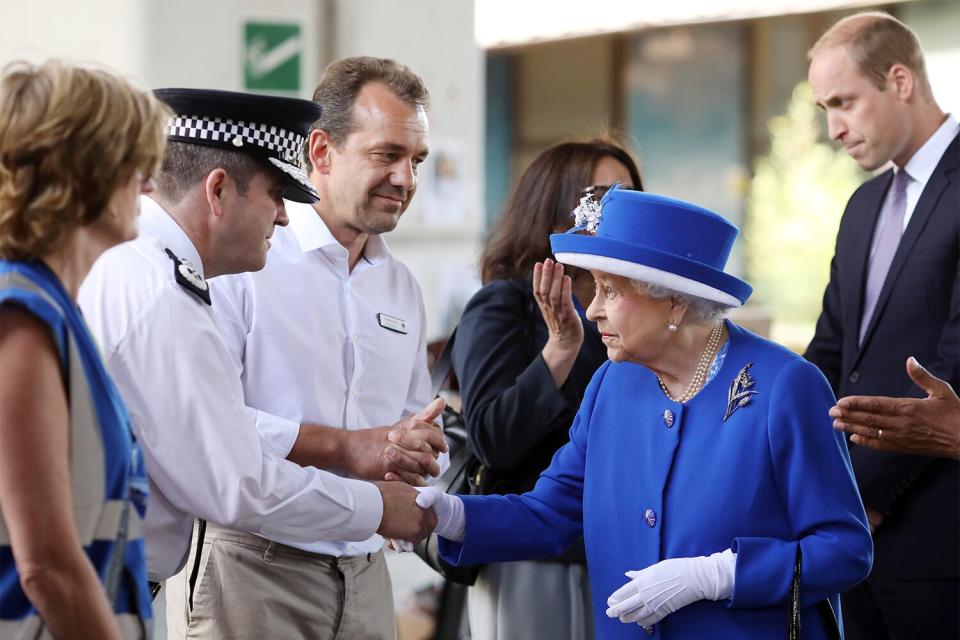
<box><xmin>805</xmin><ymin>12</ymin><xmax>959</xmax><ymax>639</ymax></box>
<box><xmin>166</xmin><ymin>58</ymin><xmax>444</xmax><ymax>639</ymax></box>
<box><xmin>78</xmin><ymin>89</ymin><xmax>438</xmax><ymax>600</ymax></box>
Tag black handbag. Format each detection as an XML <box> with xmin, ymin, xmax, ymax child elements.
<box><xmin>789</xmin><ymin>545</ymin><xmax>842</xmax><ymax>640</ymax></box>
<box><xmin>413</xmin><ymin>328</ymin><xmax>487</xmax><ymax>586</ymax></box>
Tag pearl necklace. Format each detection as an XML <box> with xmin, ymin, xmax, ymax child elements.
<box><xmin>657</xmin><ymin>321</ymin><xmax>724</xmax><ymax>404</ymax></box>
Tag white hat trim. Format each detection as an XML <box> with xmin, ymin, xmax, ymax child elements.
<box><xmin>554</xmin><ymin>252</ymin><xmax>743</xmax><ymax>308</ymax></box>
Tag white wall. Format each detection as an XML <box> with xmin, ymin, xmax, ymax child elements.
<box><xmin>0</xmin><ymin>0</ymin><xmax>145</xmax><ymax>81</ymax></box>
<box><xmin>333</xmin><ymin>0</ymin><xmax>486</xmax><ymax>339</ymax></box>
<box><xmin>139</xmin><ymin>0</ymin><xmax>321</xmax><ymax>93</ymax></box>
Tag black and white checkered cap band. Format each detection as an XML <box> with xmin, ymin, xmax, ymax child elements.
<box><xmin>167</xmin><ymin>115</ymin><xmax>305</xmax><ymax>165</ymax></box>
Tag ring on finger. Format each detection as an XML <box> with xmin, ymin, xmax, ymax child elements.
<box><xmin>877</xmin><ymin>428</ymin><xmax>883</xmax><ymax>440</ymax></box>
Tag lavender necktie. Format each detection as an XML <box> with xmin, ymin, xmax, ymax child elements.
<box><xmin>859</xmin><ymin>168</ymin><xmax>911</xmax><ymax>344</ymax></box>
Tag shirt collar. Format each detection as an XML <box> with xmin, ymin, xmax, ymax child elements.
<box><xmin>285</xmin><ymin>199</ymin><xmax>392</xmax><ymax>266</ymax></box>
<box><xmin>138</xmin><ymin>196</ymin><xmax>206</xmax><ymax>279</ymax></box>
<box><xmin>902</xmin><ymin>113</ymin><xmax>959</xmax><ymax>187</ymax></box>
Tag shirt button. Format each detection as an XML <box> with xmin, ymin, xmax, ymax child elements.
<box><xmin>644</xmin><ymin>508</ymin><xmax>657</xmax><ymax>528</ymax></box>
<box><xmin>849</xmin><ymin>371</ymin><xmax>860</xmax><ymax>383</ymax></box>
<box><xmin>663</xmin><ymin>410</ymin><xmax>674</xmax><ymax>428</ymax></box>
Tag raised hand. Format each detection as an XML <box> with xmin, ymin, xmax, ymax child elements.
<box><xmin>533</xmin><ymin>258</ymin><xmax>584</xmax><ymax>388</ymax></box>
<box><xmin>830</xmin><ymin>357</ymin><xmax>960</xmax><ymax>460</ymax></box>
<box><xmin>375</xmin><ymin>481</ymin><xmax>437</xmax><ymax>543</ymax></box>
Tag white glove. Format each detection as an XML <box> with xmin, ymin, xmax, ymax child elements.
<box><xmin>606</xmin><ymin>549</ymin><xmax>736</xmax><ymax>627</ymax></box>
<box><xmin>414</xmin><ymin>487</ymin><xmax>466</xmax><ymax>542</ymax></box>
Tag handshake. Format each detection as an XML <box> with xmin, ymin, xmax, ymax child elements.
<box><xmin>355</xmin><ymin>396</ymin><xmax>464</xmax><ymax>545</ymax></box>
<box><xmin>374</xmin><ymin>483</ymin><xmax>464</xmax><ymax>545</ymax></box>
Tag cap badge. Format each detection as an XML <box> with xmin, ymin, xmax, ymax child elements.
<box><xmin>165</xmin><ymin>248</ymin><xmax>211</xmax><ymax>305</ymax></box>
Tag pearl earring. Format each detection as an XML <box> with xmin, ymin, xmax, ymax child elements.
<box><xmin>667</xmin><ymin>322</ymin><xmax>678</xmax><ymax>333</ymax></box>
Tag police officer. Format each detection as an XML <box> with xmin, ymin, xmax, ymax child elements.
<box><xmin>78</xmin><ymin>89</ymin><xmax>436</xmax><ymax>597</ymax></box>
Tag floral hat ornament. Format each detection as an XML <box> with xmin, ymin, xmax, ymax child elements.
<box><xmin>551</xmin><ymin>185</ymin><xmax>753</xmax><ymax>307</ymax></box>
<box><xmin>571</xmin><ymin>191</ymin><xmax>604</xmax><ymax>234</ymax></box>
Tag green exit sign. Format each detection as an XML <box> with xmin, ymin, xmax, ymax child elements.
<box><xmin>244</xmin><ymin>22</ymin><xmax>301</xmax><ymax>92</ymax></box>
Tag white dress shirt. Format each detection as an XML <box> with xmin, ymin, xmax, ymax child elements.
<box><xmin>78</xmin><ymin>198</ymin><xmax>383</xmax><ymax>579</ymax></box>
<box><xmin>210</xmin><ymin>199</ymin><xmax>440</xmax><ymax>557</ymax></box>
<box><xmin>870</xmin><ymin>114</ymin><xmax>959</xmax><ymax>256</ymax></box>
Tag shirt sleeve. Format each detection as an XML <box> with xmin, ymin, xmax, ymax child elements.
<box><xmin>729</xmin><ymin>359</ymin><xmax>873</xmax><ymax>609</ymax></box>
<box><xmin>104</xmin><ymin>287</ymin><xmax>383</xmax><ymax>545</ymax></box>
<box><xmin>210</xmin><ymin>273</ymin><xmax>302</xmax><ymax>458</ymax></box>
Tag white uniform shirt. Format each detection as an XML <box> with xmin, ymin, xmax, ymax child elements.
<box><xmin>78</xmin><ymin>198</ymin><xmax>383</xmax><ymax>579</ymax></box>
<box><xmin>210</xmin><ymin>199</ymin><xmax>438</xmax><ymax>557</ymax></box>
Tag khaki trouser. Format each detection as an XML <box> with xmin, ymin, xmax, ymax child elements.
<box><xmin>166</xmin><ymin>523</ymin><xmax>395</xmax><ymax>640</ymax></box>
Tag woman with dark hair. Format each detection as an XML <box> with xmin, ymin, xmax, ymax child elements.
<box><xmin>452</xmin><ymin>139</ymin><xmax>642</xmax><ymax>640</ymax></box>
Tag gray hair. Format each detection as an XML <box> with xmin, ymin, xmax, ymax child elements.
<box><xmin>631</xmin><ymin>280</ymin><xmax>730</xmax><ymax>325</ymax></box>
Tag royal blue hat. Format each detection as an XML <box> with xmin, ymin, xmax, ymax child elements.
<box><xmin>153</xmin><ymin>88</ymin><xmax>321</xmax><ymax>204</ymax></box>
<box><xmin>550</xmin><ymin>186</ymin><xmax>752</xmax><ymax>307</ymax></box>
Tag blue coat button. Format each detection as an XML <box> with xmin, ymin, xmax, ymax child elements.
<box><xmin>644</xmin><ymin>508</ymin><xmax>657</xmax><ymax>528</ymax></box>
<box><xmin>643</xmin><ymin>624</ymin><xmax>655</xmax><ymax>635</ymax></box>
<box><xmin>663</xmin><ymin>410</ymin><xmax>674</xmax><ymax>428</ymax></box>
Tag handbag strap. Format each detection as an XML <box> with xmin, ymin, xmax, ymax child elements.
<box><xmin>789</xmin><ymin>546</ymin><xmax>802</xmax><ymax>640</ymax></box>
<box><xmin>789</xmin><ymin>545</ymin><xmax>842</xmax><ymax>640</ymax></box>
<box><xmin>431</xmin><ymin>327</ymin><xmax>457</xmax><ymax>397</ymax></box>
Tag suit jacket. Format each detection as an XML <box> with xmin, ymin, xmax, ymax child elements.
<box><xmin>805</xmin><ymin>133</ymin><xmax>959</xmax><ymax>579</ymax></box>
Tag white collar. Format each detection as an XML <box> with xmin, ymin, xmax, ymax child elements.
<box><xmin>138</xmin><ymin>196</ymin><xmax>206</xmax><ymax>278</ymax></box>
<box><xmin>285</xmin><ymin>199</ymin><xmax>391</xmax><ymax>265</ymax></box>
<box><xmin>902</xmin><ymin>114</ymin><xmax>959</xmax><ymax>186</ymax></box>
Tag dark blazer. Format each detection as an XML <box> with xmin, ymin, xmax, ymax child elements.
<box><xmin>805</xmin><ymin>133</ymin><xmax>959</xmax><ymax>580</ymax></box>
<box><xmin>451</xmin><ymin>279</ymin><xmax>608</xmax><ymax>563</ymax></box>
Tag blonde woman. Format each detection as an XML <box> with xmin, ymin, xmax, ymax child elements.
<box><xmin>0</xmin><ymin>61</ymin><xmax>168</xmax><ymax>638</ymax></box>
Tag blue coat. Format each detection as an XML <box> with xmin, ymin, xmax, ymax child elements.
<box><xmin>440</xmin><ymin>322</ymin><xmax>872</xmax><ymax>639</ymax></box>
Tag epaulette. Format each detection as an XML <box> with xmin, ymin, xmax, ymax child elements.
<box><xmin>164</xmin><ymin>248</ymin><xmax>211</xmax><ymax>305</ymax></box>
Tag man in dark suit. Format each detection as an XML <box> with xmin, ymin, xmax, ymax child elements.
<box><xmin>806</xmin><ymin>11</ymin><xmax>959</xmax><ymax>640</ymax></box>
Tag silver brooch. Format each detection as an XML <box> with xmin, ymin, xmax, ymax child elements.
<box><xmin>723</xmin><ymin>362</ymin><xmax>757</xmax><ymax>422</ymax></box>
<box><xmin>572</xmin><ymin>193</ymin><xmax>602</xmax><ymax>234</ymax></box>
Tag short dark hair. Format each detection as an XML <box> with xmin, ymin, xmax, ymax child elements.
<box><xmin>157</xmin><ymin>141</ymin><xmax>260</xmax><ymax>202</ymax></box>
<box><xmin>479</xmin><ymin>138</ymin><xmax>644</xmax><ymax>284</ymax></box>
<box><xmin>304</xmin><ymin>56</ymin><xmax>430</xmax><ymax>166</ymax></box>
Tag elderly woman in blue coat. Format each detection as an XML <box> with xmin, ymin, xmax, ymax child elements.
<box><xmin>417</xmin><ymin>187</ymin><xmax>872</xmax><ymax>639</ymax></box>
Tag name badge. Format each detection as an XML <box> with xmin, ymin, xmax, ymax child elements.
<box><xmin>378</xmin><ymin>313</ymin><xmax>408</xmax><ymax>334</ymax></box>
